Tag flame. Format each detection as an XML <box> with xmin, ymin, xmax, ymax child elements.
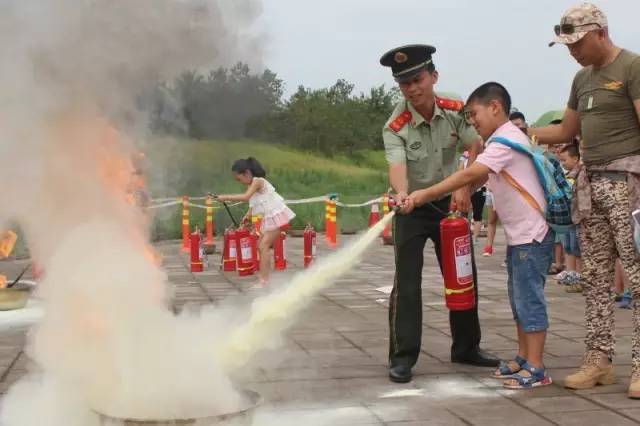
<box><xmin>0</xmin><ymin>230</ymin><xmax>18</xmax><ymax>258</ymax></box>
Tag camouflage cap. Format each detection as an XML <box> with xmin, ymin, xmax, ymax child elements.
<box><xmin>549</xmin><ymin>2</ymin><xmax>607</xmax><ymax>47</ymax></box>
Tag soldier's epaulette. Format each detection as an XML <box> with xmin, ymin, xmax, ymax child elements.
<box><xmin>436</xmin><ymin>96</ymin><xmax>464</xmax><ymax>112</ymax></box>
<box><xmin>388</xmin><ymin>110</ymin><xmax>412</xmax><ymax>132</ymax></box>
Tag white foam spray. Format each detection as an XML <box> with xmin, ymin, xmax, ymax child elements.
<box><xmin>218</xmin><ymin>214</ymin><xmax>394</xmax><ymax>371</ymax></box>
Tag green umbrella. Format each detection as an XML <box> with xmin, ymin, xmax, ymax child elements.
<box><xmin>533</xmin><ymin>110</ymin><xmax>565</xmax><ymax>127</ymax></box>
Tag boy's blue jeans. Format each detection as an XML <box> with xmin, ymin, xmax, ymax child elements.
<box><xmin>506</xmin><ymin>230</ymin><xmax>554</xmax><ymax>332</ymax></box>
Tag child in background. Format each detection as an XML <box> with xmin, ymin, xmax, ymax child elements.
<box><xmin>546</xmin><ymin>144</ymin><xmax>566</xmax><ymax>276</ymax></box>
<box><xmin>616</xmin><ymin>259</ymin><xmax>632</xmax><ymax>308</ymax></box>
<box><xmin>215</xmin><ymin>157</ymin><xmax>296</xmax><ymax>286</ymax></box>
<box><xmin>556</xmin><ymin>143</ymin><xmax>583</xmax><ymax>293</ymax></box>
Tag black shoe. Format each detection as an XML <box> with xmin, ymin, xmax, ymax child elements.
<box><xmin>452</xmin><ymin>348</ymin><xmax>500</xmax><ymax>367</ymax></box>
<box><xmin>389</xmin><ymin>365</ymin><xmax>412</xmax><ymax>383</ymax></box>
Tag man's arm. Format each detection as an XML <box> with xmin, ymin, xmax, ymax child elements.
<box><xmin>410</xmin><ymin>162</ymin><xmax>491</xmax><ymax>208</ymax></box>
<box><xmin>634</xmin><ymin>99</ymin><xmax>640</xmax><ymax>125</ymax></box>
<box><xmin>527</xmin><ymin>108</ymin><xmax>580</xmax><ymax>145</ymax></box>
<box><xmin>388</xmin><ymin>163</ymin><xmax>414</xmax><ymax>214</ymax></box>
<box><xmin>389</xmin><ymin>163</ymin><xmax>409</xmax><ymax>195</ymax></box>
<box><xmin>383</xmin><ymin>123</ymin><xmax>416</xmax><ymax>214</ymax></box>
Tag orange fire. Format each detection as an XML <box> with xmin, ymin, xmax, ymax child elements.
<box><xmin>0</xmin><ymin>230</ymin><xmax>17</xmax><ymax>258</ymax></box>
<box><xmin>45</xmin><ymin>111</ymin><xmax>163</xmax><ymax>269</ymax></box>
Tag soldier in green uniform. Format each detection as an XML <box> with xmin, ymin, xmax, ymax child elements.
<box><xmin>380</xmin><ymin>44</ymin><xmax>498</xmax><ymax>383</ymax></box>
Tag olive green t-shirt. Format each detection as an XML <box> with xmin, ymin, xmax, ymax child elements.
<box><xmin>568</xmin><ymin>49</ymin><xmax>640</xmax><ymax>165</ymax></box>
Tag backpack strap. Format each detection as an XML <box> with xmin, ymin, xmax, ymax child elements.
<box><xmin>499</xmin><ymin>171</ymin><xmax>544</xmax><ymax>215</ymax></box>
<box><xmin>489</xmin><ymin>137</ymin><xmax>545</xmax><ymax>215</ymax></box>
<box><xmin>490</xmin><ymin>136</ymin><xmax>534</xmax><ymax>157</ymax></box>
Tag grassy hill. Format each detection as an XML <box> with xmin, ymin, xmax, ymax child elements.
<box><xmin>146</xmin><ymin>138</ymin><xmax>390</xmax><ymax>240</ymax></box>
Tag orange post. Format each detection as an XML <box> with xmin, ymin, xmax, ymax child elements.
<box><xmin>251</xmin><ymin>214</ymin><xmax>262</xmax><ymax>236</ymax></box>
<box><xmin>382</xmin><ymin>193</ymin><xmax>393</xmax><ymax>245</ymax></box>
<box><xmin>325</xmin><ymin>197</ymin><xmax>337</xmax><ymax>248</ymax></box>
<box><xmin>181</xmin><ymin>196</ymin><xmax>190</xmax><ymax>253</ymax></box>
<box><xmin>205</xmin><ymin>195</ymin><xmax>215</xmax><ymax>246</ymax></box>
<box><xmin>368</xmin><ymin>203</ymin><xmax>381</xmax><ymax>228</ymax></box>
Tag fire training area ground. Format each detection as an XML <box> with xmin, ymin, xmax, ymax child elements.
<box><xmin>1</xmin><ymin>232</ymin><xmax>639</xmax><ymax>425</ymax></box>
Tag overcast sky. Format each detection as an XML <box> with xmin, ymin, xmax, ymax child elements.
<box><xmin>257</xmin><ymin>0</ymin><xmax>640</xmax><ymax>122</ymax></box>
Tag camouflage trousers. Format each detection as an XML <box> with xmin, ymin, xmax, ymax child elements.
<box><xmin>579</xmin><ymin>175</ymin><xmax>640</xmax><ymax>372</ymax></box>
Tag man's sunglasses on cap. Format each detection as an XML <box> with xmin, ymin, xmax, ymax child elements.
<box><xmin>554</xmin><ymin>22</ymin><xmax>602</xmax><ymax>36</ymax></box>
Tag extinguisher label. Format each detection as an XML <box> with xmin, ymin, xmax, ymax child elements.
<box><xmin>240</xmin><ymin>237</ymin><xmax>252</xmax><ymax>261</ymax></box>
<box><xmin>229</xmin><ymin>245</ymin><xmax>236</xmax><ymax>260</ymax></box>
<box><xmin>282</xmin><ymin>237</ymin><xmax>287</xmax><ymax>260</ymax></box>
<box><xmin>454</xmin><ymin>235</ymin><xmax>473</xmax><ymax>285</ymax></box>
<box><xmin>312</xmin><ymin>237</ymin><xmax>316</xmax><ymax>256</ymax></box>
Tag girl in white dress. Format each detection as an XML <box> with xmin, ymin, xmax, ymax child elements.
<box><xmin>215</xmin><ymin>157</ymin><xmax>295</xmax><ymax>286</ymax></box>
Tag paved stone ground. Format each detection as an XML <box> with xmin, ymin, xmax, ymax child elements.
<box><xmin>1</xmin><ymin>230</ymin><xmax>639</xmax><ymax>425</ymax></box>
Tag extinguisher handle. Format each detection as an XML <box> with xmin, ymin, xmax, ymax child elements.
<box><xmin>388</xmin><ymin>197</ymin><xmax>401</xmax><ymax>213</ymax></box>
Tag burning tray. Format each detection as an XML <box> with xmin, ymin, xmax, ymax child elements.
<box><xmin>0</xmin><ymin>283</ymin><xmax>32</xmax><ymax>311</ymax></box>
<box><xmin>97</xmin><ymin>389</ymin><xmax>262</xmax><ymax>426</ymax></box>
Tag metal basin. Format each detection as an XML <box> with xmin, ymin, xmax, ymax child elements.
<box><xmin>0</xmin><ymin>283</ymin><xmax>32</xmax><ymax>311</ymax></box>
<box><xmin>97</xmin><ymin>390</ymin><xmax>262</xmax><ymax>426</ymax></box>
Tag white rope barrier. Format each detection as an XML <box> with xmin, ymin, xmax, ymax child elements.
<box><xmin>149</xmin><ymin>195</ymin><xmax>385</xmax><ymax>210</ymax></box>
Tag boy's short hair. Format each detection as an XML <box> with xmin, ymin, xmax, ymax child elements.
<box><xmin>467</xmin><ymin>82</ymin><xmax>512</xmax><ymax>115</ymax></box>
<box><xmin>561</xmin><ymin>141</ymin><xmax>581</xmax><ymax>159</ymax></box>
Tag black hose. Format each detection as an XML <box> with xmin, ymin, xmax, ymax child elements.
<box><xmin>7</xmin><ymin>264</ymin><xmax>31</xmax><ymax>288</ymax></box>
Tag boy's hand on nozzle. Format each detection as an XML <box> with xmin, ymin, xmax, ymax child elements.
<box><xmin>451</xmin><ymin>187</ymin><xmax>471</xmax><ymax>213</ymax></box>
<box><xmin>391</xmin><ymin>192</ymin><xmax>415</xmax><ymax>215</ymax></box>
<box><xmin>408</xmin><ymin>189</ymin><xmax>432</xmax><ymax>209</ymax></box>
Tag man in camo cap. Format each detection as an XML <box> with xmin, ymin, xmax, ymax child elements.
<box><xmin>528</xmin><ymin>2</ymin><xmax>640</xmax><ymax>398</ymax></box>
<box><xmin>548</xmin><ymin>2</ymin><xmax>607</xmax><ymax>47</ymax></box>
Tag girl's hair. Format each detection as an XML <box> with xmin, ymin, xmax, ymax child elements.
<box><xmin>231</xmin><ymin>157</ymin><xmax>266</xmax><ymax>178</ymax></box>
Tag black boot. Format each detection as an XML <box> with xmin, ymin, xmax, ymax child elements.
<box><xmin>389</xmin><ymin>365</ymin><xmax>412</xmax><ymax>383</ymax></box>
<box><xmin>452</xmin><ymin>347</ymin><xmax>500</xmax><ymax>367</ymax></box>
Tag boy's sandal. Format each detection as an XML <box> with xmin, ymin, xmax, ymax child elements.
<box><xmin>503</xmin><ymin>362</ymin><xmax>552</xmax><ymax>390</ymax></box>
<box><xmin>617</xmin><ymin>298</ymin><xmax>632</xmax><ymax>309</ymax></box>
<box><xmin>492</xmin><ymin>355</ymin><xmax>526</xmax><ymax>379</ymax></box>
<box><xmin>565</xmin><ymin>283</ymin><xmax>583</xmax><ymax>293</ymax></box>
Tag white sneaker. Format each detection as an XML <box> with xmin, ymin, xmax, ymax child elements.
<box><xmin>555</xmin><ymin>271</ymin><xmax>570</xmax><ymax>281</ymax></box>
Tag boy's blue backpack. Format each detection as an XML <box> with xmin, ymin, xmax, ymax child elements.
<box><xmin>490</xmin><ymin>136</ymin><xmax>573</xmax><ymax>233</ymax></box>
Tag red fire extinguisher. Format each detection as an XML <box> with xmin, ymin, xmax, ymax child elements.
<box><xmin>303</xmin><ymin>224</ymin><xmax>317</xmax><ymax>268</ymax></box>
<box><xmin>222</xmin><ymin>228</ymin><xmax>237</xmax><ymax>272</ymax></box>
<box><xmin>190</xmin><ymin>229</ymin><xmax>204</xmax><ymax>273</ymax></box>
<box><xmin>440</xmin><ymin>212</ymin><xmax>476</xmax><ymax>311</ymax></box>
<box><xmin>235</xmin><ymin>227</ymin><xmax>256</xmax><ymax>276</ymax></box>
<box><xmin>273</xmin><ymin>230</ymin><xmax>287</xmax><ymax>271</ymax></box>
<box><xmin>273</xmin><ymin>229</ymin><xmax>287</xmax><ymax>271</ymax></box>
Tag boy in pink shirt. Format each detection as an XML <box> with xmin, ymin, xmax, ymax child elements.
<box><xmin>409</xmin><ymin>82</ymin><xmax>554</xmax><ymax>389</ymax></box>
